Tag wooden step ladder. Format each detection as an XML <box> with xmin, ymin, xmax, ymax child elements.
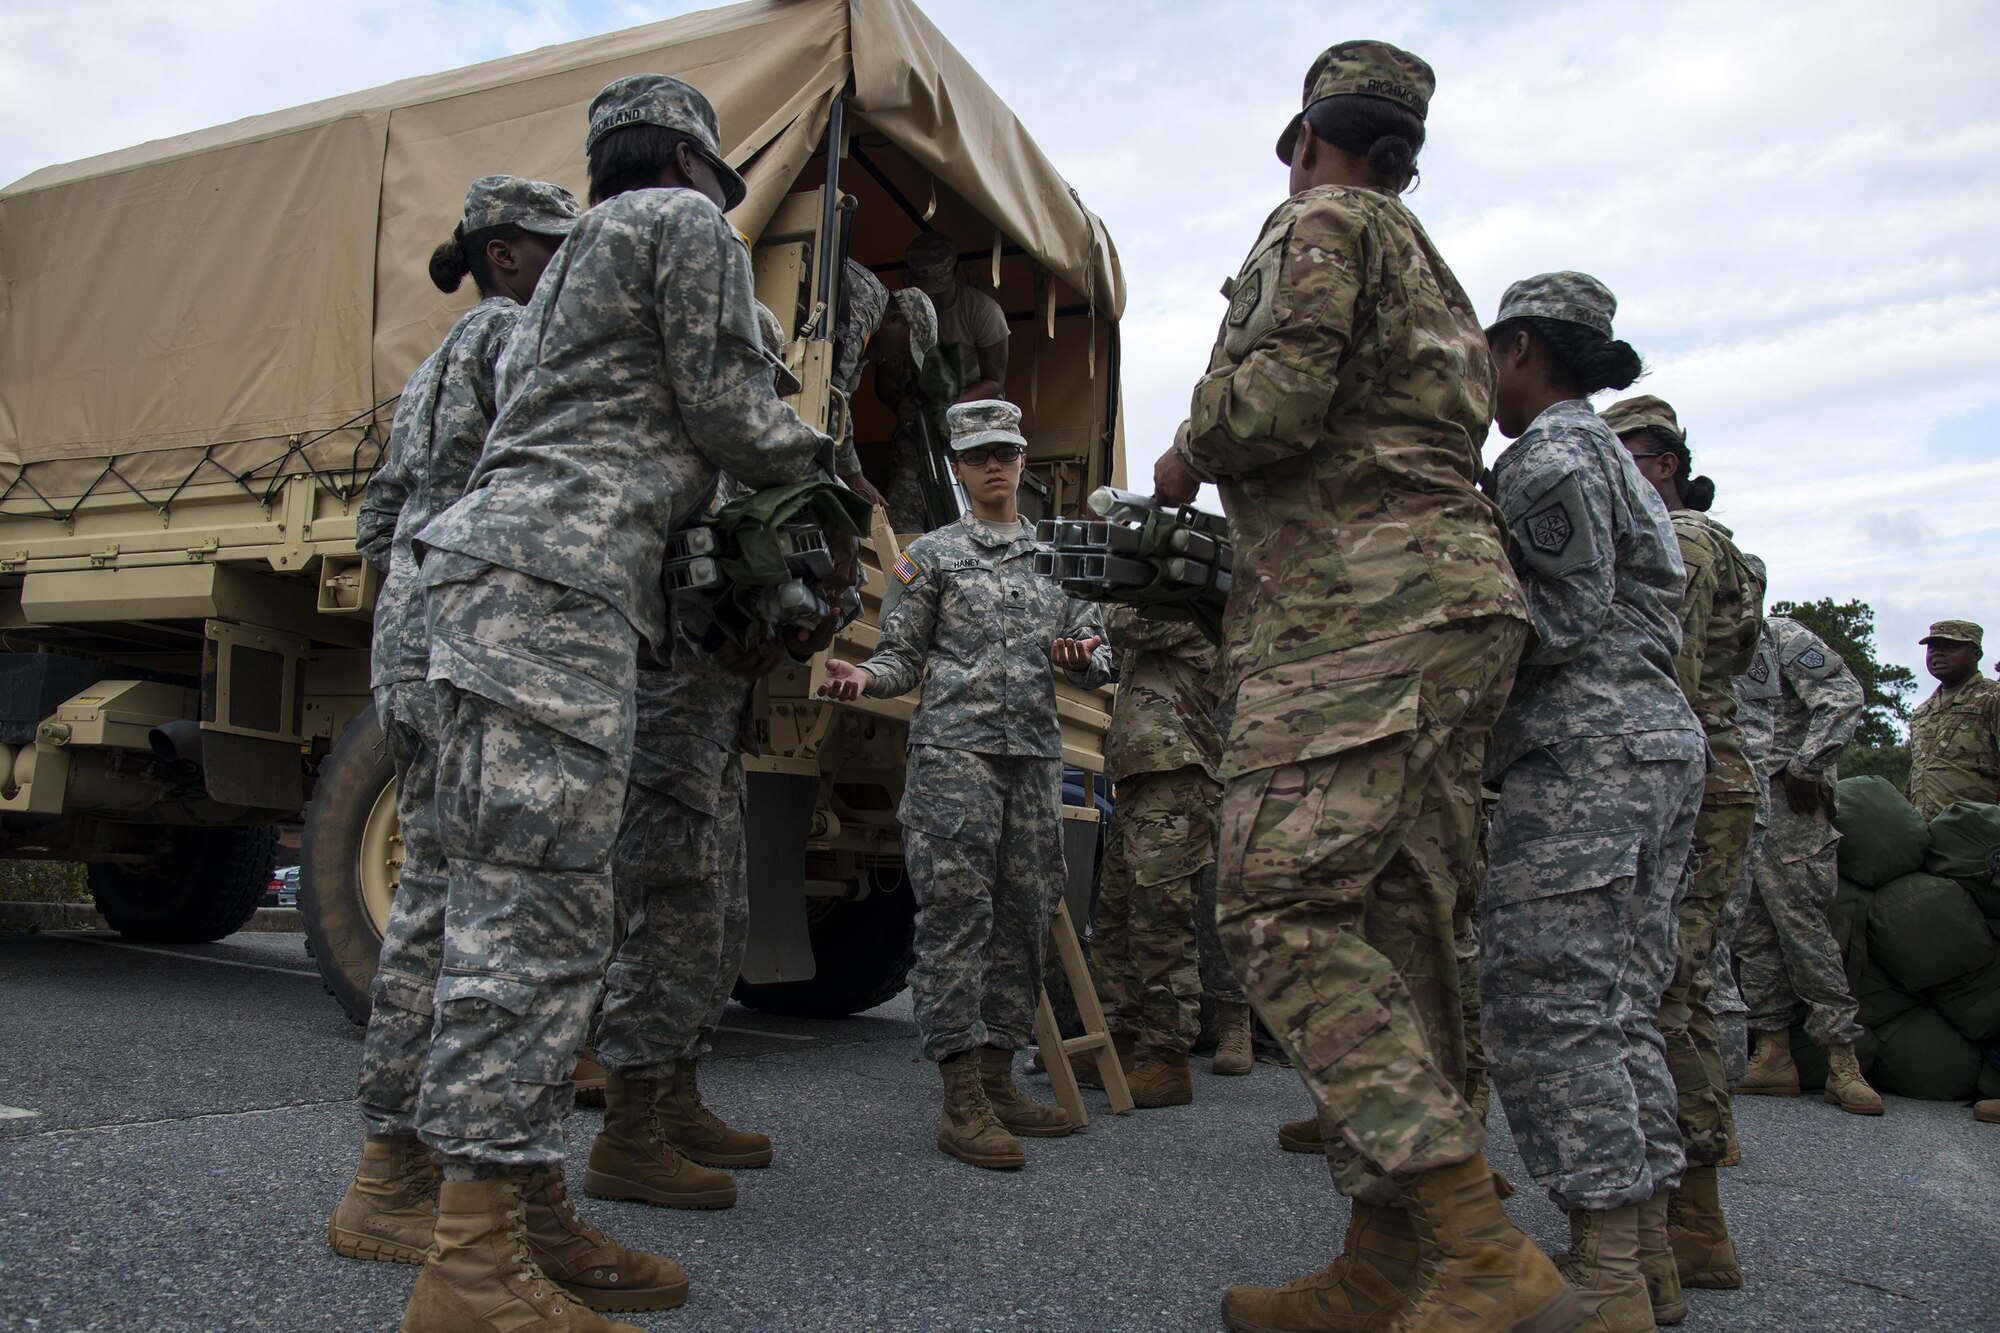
<box><xmin>1035</xmin><ymin>898</ymin><xmax>1133</xmax><ymax>1124</ymax></box>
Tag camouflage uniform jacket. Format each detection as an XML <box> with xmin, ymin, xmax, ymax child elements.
<box><xmin>1735</xmin><ymin>616</ymin><xmax>1861</xmax><ymax>787</ymax></box>
<box><xmin>832</xmin><ymin>258</ymin><xmax>889</xmax><ymax>477</ymax></box>
<box><xmin>414</xmin><ymin>188</ymin><xmax>832</xmax><ymax>651</ymax></box>
<box><xmin>859</xmin><ymin>517</ymin><xmax>1112</xmax><ymax>759</ymax></box>
<box><xmin>358</xmin><ymin>297</ymin><xmax>517</xmax><ymax>690</ymax></box>
<box><xmin>1171</xmin><ymin>185</ymin><xmax>1525</xmax><ymax>688</ymax></box>
<box><xmin>1668</xmin><ymin>511</ymin><xmax>1762</xmax><ymax>805</ymax></box>
<box><xmin>1488</xmin><ymin>400</ymin><xmax>1698</xmax><ymax>776</ymax></box>
<box><xmin>1909</xmin><ymin>674</ymin><xmax>2000</xmax><ymax>818</ymax></box>
<box><xmin>1101</xmin><ymin>606</ymin><xmax>1224</xmax><ymax>784</ymax></box>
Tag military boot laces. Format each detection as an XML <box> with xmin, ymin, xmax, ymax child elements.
<box><xmin>1212</xmin><ymin>1001</ymin><xmax>1254</xmax><ymax>1076</ymax></box>
<box><xmin>1221</xmin><ymin>1200</ymin><xmax>1422</xmax><ymax>1333</ymax></box>
<box><xmin>937</xmin><ymin>1052</ymin><xmax>1025</xmax><ymax>1170</ymax></box>
<box><xmin>582</xmin><ymin>1071</ymin><xmax>738</xmax><ymax>1210</ymax></box>
<box><xmin>1387</xmin><ymin>1154</ymin><xmax>1582</xmax><ymax>1333</ymax></box>
<box><xmin>1553</xmin><ymin>1207</ymin><xmax>1654</xmax><ymax>1333</ymax></box>
<box><xmin>522</xmin><ymin>1168</ymin><xmax>688</xmax><ymax>1313</ymax></box>
<box><xmin>329</xmin><ymin>1133</ymin><xmax>442</xmax><ymax>1266</ymax></box>
<box><xmin>658</xmin><ymin>1061</ymin><xmax>774</xmax><ymax>1167</ymax></box>
<box><xmin>976</xmin><ymin>1047</ymin><xmax>1074</xmax><ymax>1136</ymax></box>
<box><xmin>1822</xmin><ymin>1044</ymin><xmax>1884</xmax><ymax>1116</ymax></box>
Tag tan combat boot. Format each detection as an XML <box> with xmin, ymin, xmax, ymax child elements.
<box><xmin>581</xmin><ymin>1072</ymin><xmax>738</xmax><ymax>1210</ymax></box>
<box><xmin>571</xmin><ymin>1047</ymin><xmax>608</xmax><ymax>1110</ymax></box>
<box><xmin>520</xmin><ymin>1168</ymin><xmax>687</xmax><ymax>1312</ymax></box>
<box><xmin>937</xmin><ymin>1051</ymin><xmax>1025</xmax><ymax>1170</ymax></box>
<box><xmin>1977</xmin><ymin>1100</ymin><xmax>2000</xmax><ymax>1125</ymax></box>
<box><xmin>400</xmin><ymin>1174</ymin><xmax>646</xmax><ymax>1333</ymax></box>
<box><xmin>1129</xmin><ymin>1050</ymin><xmax>1194</xmax><ymax>1108</ymax></box>
<box><xmin>1555</xmin><ymin>1207</ymin><xmax>1654</xmax><ymax>1333</ymax></box>
<box><xmin>976</xmin><ymin>1046</ymin><xmax>1074</xmax><ymax>1136</ymax></box>
<box><xmin>1736</xmin><ymin>1031</ymin><xmax>1799</xmax><ymax>1097</ymax></box>
<box><xmin>655</xmin><ymin>1059</ymin><xmax>774</xmax><ymax>1166</ymax></box>
<box><xmin>1072</xmin><ymin>1033</ymin><xmax>1136</xmax><ymax>1089</ymax></box>
<box><xmin>1636</xmin><ymin>1193</ymin><xmax>1685</xmax><ymax>1326</ymax></box>
<box><xmin>1213</xmin><ymin>1001</ymin><xmax>1254</xmax><ymax>1076</ymax></box>
<box><xmin>1279</xmin><ymin>1115</ymin><xmax>1326</xmax><ymax>1155</ymax></box>
<box><xmin>1386</xmin><ymin>1153</ymin><xmax>1582</xmax><ymax>1333</ymax></box>
<box><xmin>1822</xmin><ymin>1044</ymin><xmax>1884</xmax><ymax>1116</ymax></box>
<box><xmin>1665</xmin><ymin>1167</ymin><xmax>1741</xmax><ymax>1289</ymax></box>
<box><xmin>329</xmin><ymin>1133</ymin><xmax>440</xmax><ymax>1265</ymax></box>
<box><xmin>1221</xmin><ymin>1199</ymin><xmax>1422</xmax><ymax>1332</ymax></box>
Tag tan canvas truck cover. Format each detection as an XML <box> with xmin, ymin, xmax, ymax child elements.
<box><xmin>0</xmin><ymin>0</ymin><xmax>1125</xmax><ymax>509</ymax></box>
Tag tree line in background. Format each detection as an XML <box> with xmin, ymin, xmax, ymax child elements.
<box><xmin>1776</xmin><ymin>597</ymin><xmax>1918</xmax><ymax>791</ymax></box>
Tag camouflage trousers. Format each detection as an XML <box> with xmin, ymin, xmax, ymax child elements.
<box><xmin>1735</xmin><ymin>801</ymin><xmax>1864</xmax><ymax>1046</ymax></box>
<box><xmin>901</xmin><ymin>744</ymin><xmax>1064</xmax><ymax>1061</ymax></box>
<box><xmin>1218</xmin><ymin>619</ymin><xmax>1523</xmax><ymax>1203</ymax></box>
<box><xmin>415</xmin><ymin>557</ymin><xmax>636</xmax><ymax>1175</ymax></box>
<box><xmin>1483</xmin><ymin>731</ymin><xmax>1705</xmax><ymax>1211</ymax></box>
<box><xmin>596</xmin><ymin>749</ymin><xmax>750</xmax><ymax>1074</ymax></box>
<box><xmin>1092</xmin><ymin>765</ymin><xmax>1220</xmax><ymax>1057</ymax></box>
<box><xmin>1194</xmin><ymin>857</ymin><xmax>1247</xmax><ymax>1006</ymax></box>
<box><xmin>355</xmin><ymin>678</ymin><xmax>448</xmax><ymax>1138</ymax></box>
<box><xmin>1659</xmin><ymin>798</ymin><xmax>1757</xmax><ymax>1169</ymax></box>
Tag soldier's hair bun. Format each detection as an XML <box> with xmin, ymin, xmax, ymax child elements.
<box><xmin>1492</xmin><ymin>316</ymin><xmax>1645</xmax><ymax>396</ymax></box>
<box><xmin>1304</xmin><ymin>95</ymin><xmax>1426</xmax><ymax>191</ymax></box>
<box><xmin>1683</xmin><ymin>475</ymin><xmax>1717</xmax><ymax>512</ymax></box>
<box><xmin>429</xmin><ymin>235</ymin><xmax>471</xmax><ymax>294</ymax></box>
<box><xmin>429</xmin><ymin>224</ymin><xmax>529</xmax><ymax>298</ymax></box>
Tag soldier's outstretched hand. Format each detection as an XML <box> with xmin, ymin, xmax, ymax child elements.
<box><xmin>1050</xmin><ymin>635</ymin><xmax>1103</xmax><ymax>670</ymax></box>
<box><xmin>818</xmin><ymin>658</ymin><xmax>873</xmax><ymax>701</ymax></box>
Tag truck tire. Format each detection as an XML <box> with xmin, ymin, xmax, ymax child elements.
<box><xmin>300</xmin><ymin>707</ymin><xmax>398</xmax><ymax>1024</ymax></box>
<box><xmin>89</xmin><ymin>826</ymin><xmax>277</xmax><ymax>943</ymax></box>
<box><xmin>732</xmin><ymin>874</ymin><xmax>917</xmax><ymax>1018</ymax></box>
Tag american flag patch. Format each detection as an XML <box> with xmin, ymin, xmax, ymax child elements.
<box><xmin>893</xmin><ymin>553</ymin><xmax>920</xmax><ymax>585</ymax></box>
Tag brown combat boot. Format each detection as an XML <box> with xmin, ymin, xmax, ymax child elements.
<box><xmin>937</xmin><ymin>1051</ymin><xmax>1024</xmax><ymax>1170</ymax></box>
<box><xmin>1736</xmin><ymin>1030</ymin><xmax>1799</xmax><ymax>1097</ymax></box>
<box><xmin>571</xmin><ymin>1047</ymin><xmax>607</xmax><ymax>1109</ymax></box>
<box><xmin>1636</xmin><ymin>1193</ymin><xmax>1685</xmax><ymax>1326</ymax></box>
<box><xmin>1822</xmin><ymin>1044</ymin><xmax>1884</xmax><ymax>1116</ymax></box>
<box><xmin>1554</xmin><ymin>1206</ymin><xmax>1654</xmax><ymax>1333</ymax></box>
<box><xmin>330</xmin><ymin>1132</ymin><xmax>440</xmax><ymax>1265</ymax></box>
<box><xmin>581</xmin><ymin>1072</ymin><xmax>737</xmax><ymax>1210</ymax></box>
<box><xmin>1221</xmin><ymin>1199</ymin><xmax>1422</xmax><ymax>1332</ymax></box>
<box><xmin>976</xmin><ymin>1046</ymin><xmax>1074</xmax><ymax>1136</ymax></box>
<box><xmin>1213</xmin><ymin>1001</ymin><xmax>1254</xmax><ymax>1076</ymax></box>
<box><xmin>1279</xmin><ymin>1115</ymin><xmax>1326</xmax><ymax>1155</ymax></box>
<box><xmin>520</xmin><ymin>1168</ymin><xmax>687</xmax><ymax>1312</ymax></box>
<box><xmin>1072</xmin><ymin>1033</ymin><xmax>1136</xmax><ymax>1089</ymax></box>
<box><xmin>1129</xmin><ymin>1050</ymin><xmax>1195</xmax><ymax>1108</ymax></box>
<box><xmin>655</xmin><ymin>1059</ymin><xmax>774</xmax><ymax>1166</ymax></box>
<box><xmin>1977</xmin><ymin>1100</ymin><xmax>2000</xmax><ymax>1125</ymax></box>
<box><xmin>1387</xmin><ymin>1153</ymin><xmax>1582</xmax><ymax>1332</ymax></box>
<box><xmin>400</xmin><ymin>1175</ymin><xmax>645</xmax><ymax>1333</ymax></box>
<box><xmin>1665</xmin><ymin>1167</ymin><xmax>1741</xmax><ymax>1289</ymax></box>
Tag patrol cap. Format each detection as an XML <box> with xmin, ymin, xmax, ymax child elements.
<box><xmin>1276</xmin><ymin>40</ymin><xmax>1434</xmax><ymax>165</ymax></box>
<box><xmin>584</xmin><ymin>73</ymin><xmax>746</xmax><ymax>211</ymax></box>
<box><xmin>753</xmin><ymin>300</ymin><xmax>801</xmax><ymax>397</ymax></box>
<box><xmin>459</xmin><ymin>175</ymin><xmax>582</xmax><ymax>238</ymax></box>
<box><xmin>1600</xmin><ymin>394</ymin><xmax>1684</xmax><ymax>444</ymax></box>
<box><xmin>888</xmin><ymin>286</ymin><xmax>938</xmax><ymax>371</ymax></box>
<box><xmin>945</xmin><ymin>399</ymin><xmax>1027</xmax><ymax>452</ymax></box>
<box><xmin>1488</xmin><ymin>271</ymin><xmax>1617</xmax><ymax>339</ymax></box>
<box><xmin>905</xmin><ymin>232</ymin><xmax>959</xmax><ymax>282</ymax></box>
<box><xmin>1920</xmin><ymin>620</ymin><xmax>1984</xmax><ymax>648</ymax></box>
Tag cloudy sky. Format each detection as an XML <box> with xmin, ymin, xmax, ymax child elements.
<box><xmin>3</xmin><ymin>0</ymin><xmax>1995</xmax><ymax>703</ymax></box>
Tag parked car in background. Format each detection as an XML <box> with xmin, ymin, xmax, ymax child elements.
<box><xmin>263</xmin><ymin>866</ymin><xmax>299</xmax><ymax>910</ymax></box>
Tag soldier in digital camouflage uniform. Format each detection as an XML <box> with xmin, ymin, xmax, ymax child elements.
<box><xmin>831</xmin><ymin>257</ymin><xmax>937</xmax><ymax>511</ymax></box>
<box><xmin>1484</xmin><ymin>275</ymin><xmax>1705</xmax><ymax>1333</ymax></box>
<box><xmin>819</xmin><ymin>399</ymin><xmax>1112</xmax><ymax>1171</ymax></box>
<box><xmin>330</xmin><ymin>175</ymin><xmax>579</xmax><ymax>1276</ymax></box>
<box><xmin>1729</xmin><ymin>608</ymin><xmax>1882</xmax><ymax>1115</ymax></box>
<box><xmin>400</xmin><ymin>75</ymin><xmax>836</xmax><ymax>1333</ymax></box>
<box><xmin>1154</xmin><ymin>43</ymin><xmax>1565</xmax><ymax>1333</ymax></box>
<box><xmin>1089</xmin><ymin>602</ymin><xmax>1234</xmax><ymax>1105</ymax></box>
<box><xmin>1908</xmin><ymin>620</ymin><xmax>2000</xmax><ymax>819</ymax></box>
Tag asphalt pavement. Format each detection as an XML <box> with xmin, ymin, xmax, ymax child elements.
<box><xmin>1</xmin><ymin>928</ymin><xmax>1995</xmax><ymax>1332</ymax></box>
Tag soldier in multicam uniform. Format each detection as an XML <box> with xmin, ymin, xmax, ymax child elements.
<box><xmin>401</xmin><ymin>75</ymin><xmax>836</xmax><ymax>1333</ymax></box>
<box><xmin>830</xmin><ymin>257</ymin><xmax>938</xmax><ymax>511</ymax></box>
<box><xmin>1483</xmin><ymin>273</ymin><xmax>1703</xmax><ymax>1333</ymax></box>
<box><xmin>1728</xmin><ymin>605</ymin><xmax>1883</xmax><ymax>1115</ymax></box>
<box><xmin>1088</xmin><ymin>601</ymin><xmax>1235</xmax><ymax>1107</ymax></box>
<box><xmin>1154</xmin><ymin>43</ymin><xmax>1557</xmax><ymax>1333</ymax></box>
<box><xmin>1604</xmin><ymin>394</ymin><xmax>1760</xmax><ymax>1303</ymax></box>
<box><xmin>1908</xmin><ymin>620</ymin><xmax>2000</xmax><ymax>818</ymax></box>
<box><xmin>330</xmin><ymin>175</ymin><xmax>580</xmax><ymax>1274</ymax></box>
<box><xmin>819</xmin><ymin>399</ymin><xmax>1113</xmax><ymax>1171</ymax></box>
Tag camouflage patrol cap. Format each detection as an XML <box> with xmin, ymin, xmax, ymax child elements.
<box><xmin>1276</xmin><ymin>40</ymin><xmax>1435</xmax><ymax>165</ymax></box>
<box><xmin>459</xmin><ymin>175</ymin><xmax>581</xmax><ymax>238</ymax></box>
<box><xmin>753</xmin><ymin>300</ymin><xmax>802</xmax><ymax>397</ymax></box>
<box><xmin>1921</xmin><ymin>620</ymin><xmax>1984</xmax><ymax>648</ymax></box>
<box><xmin>1600</xmin><ymin>394</ymin><xmax>1684</xmax><ymax>444</ymax></box>
<box><xmin>584</xmin><ymin>73</ymin><xmax>746</xmax><ymax>211</ymax></box>
<box><xmin>889</xmin><ymin>285</ymin><xmax>939</xmax><ymax>371</ymax></box>
<box><xmin>1488</xmin><ymin>271</ymin><xmax>1617</xmax><ymax>339</ymax></box>
<box><xmin>906</xmin><ymin>232</ymin><xmax>959</xmax><ymax>281</ymax></box>
<box><xmin>945</xmin><ymin>399</ymin><xmax>1027</xmax><ymax>452</ymax></box>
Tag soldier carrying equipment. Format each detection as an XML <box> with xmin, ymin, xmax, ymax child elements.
<box><xmin>663</xmin><ymin>477</ymin><xmax>875</xmax><ymax>650</ymax></box>
<box><xmin>1034</xmin><ymin>486</ymin><xmax>1234</xmax><ymax>644</ymax></box>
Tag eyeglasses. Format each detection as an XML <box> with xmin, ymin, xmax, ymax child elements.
<box><xmin>955</xmin><ymin>445</ymin><xmax>1023</xmax><ymax>467</ymax></box>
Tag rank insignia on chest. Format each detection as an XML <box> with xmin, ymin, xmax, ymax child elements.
<box><xmin>893</xmin><ymin>553</ymin><xmax>919</xmax><ymax>585</ymax></box>
<box><xmin>1747</xmin><ymin>655</ymin><xmax>1771</xmax><ymax>685</ymax></box>
<box><xmin>1795</xmin><ymin>647</ymin><xmax>1827</xmax><ymax>671</ymax></box>
<box><xmin>1525</xmin><ymin>504</ymin><xmax>1573</xmax><ymax>555</ymax></box>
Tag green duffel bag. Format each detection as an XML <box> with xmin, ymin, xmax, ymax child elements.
<box><xmin>1788</xmin><ymin>1024</ymin><xmax>1878</xmax><ymax>1092</ymax></box>
<box><xmin>1872</xmin><ymin>1006</ymin><xmax>1983</xmax><ymax>1100</ymax></box>
<box><xmin>1830</xmin><ymin>878</ymin><xmax>1871</xmax><ymax>954</ymax></box>
<box><xmin>1962</xmin><ymin>879</ymin><xmax>2000</xmax><ymax>920</ymax></box>
<box><xmin>1979</xmin><ymin>1050</ymin><xmax>2000</xmax><ymax>1100</ymax></box>
<box><xmin>1931</xmin><ymin>955</ymin><xmax>2000</xmax><ymax>1043</ymax></box>
<box><xmin>1856</xmin><ymin>961</ymin><xmax>1923</xmax><ymax>1032</ymax></box>
<box><xmin>1835</xmin><ymin>776</ymin><xmax>1931</xmax><ymax>888</ymax></box>
<box><xmin>1867</xmin><ymin>872</ymin><xmax>1996</xmax><ymax>993</ymax></box>
<box><xmin>1925</xmin><ymin>802</ymin><xmax>2000</xmax><ymax>886</ymax></box>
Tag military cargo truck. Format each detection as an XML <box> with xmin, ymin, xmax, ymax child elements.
<box><xmin>0</xmin><ymin>0</ymin><xmax>1124</xmax><ymax>1020</ymax></box>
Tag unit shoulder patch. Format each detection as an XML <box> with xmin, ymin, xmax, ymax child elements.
<box><xmin>892</xmin><ymin>552</ymin><xmax>920</xmax><ymax>586</ymax></box>
<box><xmin>1747</xmin><ymin>654</ymin><xmax>1771</xmax><ymax>685</ymax></box>
<box><xmin>1525</xmin><ymin>503</ymin><xmax>1573</xmax><ymax>556</ymax></box>
<box><xmin>1226</xmin><ymin>270</ymin><xmax>1264</xmax><ymax>328</ymax></box>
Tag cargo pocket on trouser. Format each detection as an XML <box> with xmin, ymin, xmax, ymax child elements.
<box><xmin>418</xmin><ymin>973</ymin><xmax>591</xmax><ymax>1167</ymax></box>
<box><xmin>1480</xmin><ymin>827</ymin><xmax>1654</xmax><ymax>1206</ymax></box>
<box><xmin>899</xmin><ymin>750</ymin><xmax>997</xmax><ymax>1059</ymax></box>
